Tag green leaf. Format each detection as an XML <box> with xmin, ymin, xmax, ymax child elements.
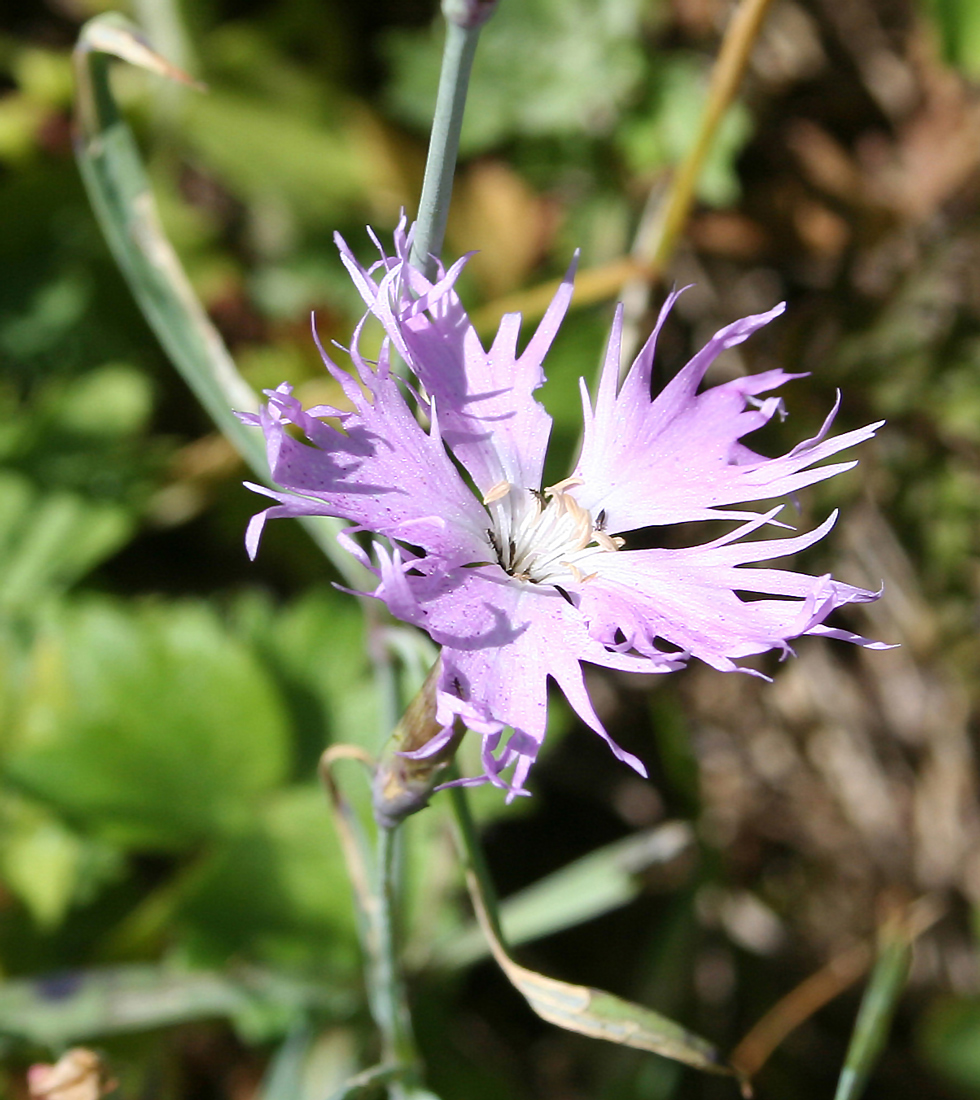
<box><xmin>256</xmin><ymin>1025</ymin><xmax>316</xmax><ymax>1100</ymax></box>
<box><xmin>0</xmin><ymin>793</ymin><xmax>123</xmax><ymax>929</ymax></box>
<box><xmin>322</xmin><ymin>1062</ymin><xmax>440</xmax><ymax>1100</ymax></box>
<box><xmin>256</xmin><ymin>1026</ymin><xmax>363</xmax><ymax>1100</ymax></box>
<box><xmin>435</xmin><ymin>821</ymin><xmax>694</xmax><ymax>967</ymax></box>
<box><xmin>833</xmin><ymin>921</ymin><xmax>912</xmax><ymax>1100</ymax></box>
<box><xmin>73</xmin><ymin>16</ymin><xmax>260</xmax><ymax>462</ymax></box>
<box><xmin>618</xmin><ymin>55</ymin><xmax>752</xmax><ymax>207</ymax></box>
<box><xmin>176</xmin><ymin>786</ymin><xmax>359</xmax><ymax>970</ymax></box>
<box><xmin>925</xmin><ymin>0</ymin><xmax>980</xmax><ymax>77</ymax></box>
<box><xmin>0</xmin><ymin>269</ymin><xmax>90</xmax><ymax>359</ymax></box>
<box><xmin>230</xmin><ymin>587</ymin><xmax>380</xmax><ymax>761</ymax></box>
<box><xmin>179</xmin><ymin>90</ymin><xmax>367</xmax><ymax>221</ymax></box>
<box><xmin>0</xmin><ymin>472</ymin><xmax>133</xmax><ymax>613</ymax></box>
<box><xmin>71</xmin><ymin>13</ymin><xmax>366</xmax><ymax>587</ymax></box>
<box><xmin>448</xmin><ymin>784</ymin><xmax>736</xmax><ymax>1081</ymax></box>
<box><xmin>53</xmin><ymin>362</ymin><xmax>154</xmax><ymax>438</ymax></box>
<box><xmin>324</xmin><ymin>1063</ymin><xmax>401</xmax><ymax>1100</ymax></box>
<box><xmin>4</xmin><ymin>597</ymin><xmax>290</xmax><ymax>848</ymax></box>
<box><xmin>0</xmin><ymin>962</ymin><xmax>350</xmax><ymax>1047</ymax></box>
<box><xmin>496</xmin><ymin>954</ymin><xmax>732</xmax><ymax>1075</ymax></box>
<box><xmin>920</xmin><ymin>996</ymin><xmax>980</xmax><ymax>1095</ymax></box>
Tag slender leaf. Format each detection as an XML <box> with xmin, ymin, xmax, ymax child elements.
<box><xmin>71</xmin><ymin>13</ymin><xmax>366</xmax><ymax>586</ymax></box>
<box><xmin>324</xmin><ymin>1063</ymin><xmax>400</xmax><ymax>1100</ymax></box>
<box><xmin>833</xmin><ymin>921</ymin><xmax>912</xmax><ymax>1100</ymax></box>
<box><xmin>447</xmin><ymin>784</ymin><xmax>738</xmax><ymax>1082</ymax></box>
<box><xmin>0</xmin><ymin>963</ymin><xmax>351</xmax><ymax>1047</ymax></box>
<box><xmin>483</xmin><ymin>933</ymin><xmax>733</xmax><ymax>1075</ymax></box>
<box><xmin>256</xmin><ymin>1026</ymin><xmax>371</xmax><ymax>1100</ymax></box>
<box><xmin>255</xmin><ymin>1024</ymin><xmax>315</xmax><ymax>1100</ymax></box>
<box><xmin>435</xmin><ymin>821</ymin><xmax>694</xmax><ymax>967</ymax></box>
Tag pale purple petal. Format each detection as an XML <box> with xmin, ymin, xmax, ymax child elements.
<box><xmin>242</xmin><ymin>224</ymin><xmax>889</xmax><ymax>796</ymax></box>
<box><xmin>336</xmin><ymin>225</ymin><xmax>576</xmax><ymax>497</ymax></box>
<box><xmin>353</xmin><ymin>560</ymin><xmax>659</xmax><ymax>797</ymax></box>
<box><xmin>575</xmin><ymin>513</ymin><xmax>883</xmax><ymax>674</ymax></box>
<box><xmin>244</xmin><ymin>324</ymin><xmax>490</xmax><ymax>565</ymax></box>
<box><xmin>573</xmin><ymin>297</ymin><xmax>881</xmax><ymax>533</ymax></box>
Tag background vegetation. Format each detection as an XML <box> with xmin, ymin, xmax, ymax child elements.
<box><xmin>1</xmin><ymin>0</ymin><xmax>980</xmax><ymax>1096</ymax></box>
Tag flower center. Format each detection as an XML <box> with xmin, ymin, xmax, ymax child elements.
<box><xmin>483</xmin><ymin>477</ymin><xmax>623</xmax><ymax>586</ymax></box>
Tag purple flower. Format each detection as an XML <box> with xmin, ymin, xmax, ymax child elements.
<box><xmin>242</xmin><ymin>220</ymin><xmax>887</xmax><ymax>798</ymax></box>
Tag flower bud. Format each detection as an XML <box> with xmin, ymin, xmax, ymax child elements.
<box><xmin>373</xmin><ymin>659</ymin><xmax>465</xmax><ymax>828</ymax></box>
<box><xmin>28</xmin><ymin>1049</ymin><xmax>115</xmax><ymax>1100</ymax></box>
<box><xmin>441</xmin><ymin>0</ymin><xmax>499</xmax><ymax>30</ymax></box>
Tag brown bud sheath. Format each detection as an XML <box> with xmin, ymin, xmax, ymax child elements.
<box><xmin>373</xmin><ymin>658</ymin><xmax>466</xmax><ymax>828</ymax></box>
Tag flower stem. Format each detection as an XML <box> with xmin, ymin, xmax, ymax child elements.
<box><xmin>446</xmin><ymin>778</ymin><xmax>506</xmax><ymax>945</ymax></box>
<box><xmin>373</xmin><ymin>825</ymin><xmax>421</xmax><ymax>1098</ymax></box>
<box><xmin>408</xmin><ymin>8</ymin><xmax>489</xmax><ymax>278</ymax></box>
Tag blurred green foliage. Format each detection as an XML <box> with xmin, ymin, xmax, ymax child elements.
<box><xmin>0</xmin><ymin>0</ymin><xmax>978</xmax><ymax>1097</ymax></box>
<box><xmin>384</xmin><ymin>0</ymin><xmax>652</xmax><ymax>153</ymax></box>
<box><xmin>922</xmin><ymin>997</ymin><xmax>980</xmax><ymax>1096</ymax></box>
<box><xmin>928</xmin><ymin>0</ymin><xmax>980</xmax><ymax>76</ymax></box>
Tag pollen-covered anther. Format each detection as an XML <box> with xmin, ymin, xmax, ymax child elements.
<box><xmin>551</xmin><ymin>490</ymin><xmax>593</xmax><ymax>550</ymax></box>
<box><xmin>595</xmin><ymin>532</ymin><xmax>625</xmax><ymax>552</ymax></box>
<box><xmin>482</xmin><ymin>480</ymin><xmax>512</xmax><ymax>505</ymax></box>
<box><xmin>562</xmin><ymin>562</ymin><xmax>599</xmax><ymax>584</ymax></box>
<box><xmin>546</xmin><ymin>476</ymin><xmax>585</xmax><ymax>492</ymax></box>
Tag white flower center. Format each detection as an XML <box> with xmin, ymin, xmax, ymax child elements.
<box><xmin>483</xmin><ymin>477</ymin><xmax>623</xmax><ymax>586</ymax></box>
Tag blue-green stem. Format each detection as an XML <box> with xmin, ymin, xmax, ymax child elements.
<box><xmin>373</xmin><ymin>825</ymin><xmax>420</xmax><ymax>1098</ymax></box>
<box><xmin>408</xmin><ymin>16</ymin><xmax>485</xmax><ymax>278</ymax></box>
<box><xmin>446</xmin><ymin>778</ymin><xmax>506</xmax><ymax>945</ymax></box>
<box><xmin>370</xmin><ymin>6</ymin><xmax>496</xmax><ymax>1088</ymax></box>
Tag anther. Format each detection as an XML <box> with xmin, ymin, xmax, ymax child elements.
<box><xmin>483</xmin><ymin>480</ymin><xmax>512</xmax><ymax>505</ymax></box>
<box><xmin>595</xmin><ymin>532</ymin><xmax>624</xmax><ymax>552</ymax></box>
<box><xmin>545</xmin><ymin>476</ymin><xmax>585</xmax><ymax>495</ymax></box>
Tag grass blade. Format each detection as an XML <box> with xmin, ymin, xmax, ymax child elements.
<box><xmin>833</xmin><ymin>914</ymin><xmax>916</xmax><ymax>1100</ymax></box>
<box><xmin>72</xmin><ymin>13</ymin><xmax>365</xmax><ymax>586</ymax></box>
<box><xmin>447</xmin><ymin>784</ymin><xmax>741</xmax><ymax>1086</ymax></box>
<box><xmin>435</xmin><ymin>821</ymin><xmax>693</xmax><ymax>968</ymax></box>
<box><xmin>0</xmin><ymin>963</ymin><xmax>351</xmax><ymax>1047</ymax></box>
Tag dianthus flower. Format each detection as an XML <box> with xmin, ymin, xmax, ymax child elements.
<box><xmin>242</xmin><ymin>221</ymin><xmax>886</xmax><ymax>798</ymax></box>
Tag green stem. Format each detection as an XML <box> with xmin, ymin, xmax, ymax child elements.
<box><xmin>373</xmin><ymin>826</ymin><xmax>420</xmax><ymax>1098</ymax></box>
<box><xmin>446</xmin><ymin>780</ymin><xmax>506</xmax><ymax>946</ymax></box>
<box><xmin>408</xmin><ymin>17</ymin><xmax>485</xmax><ymax>278</ymax></box>
<box><xmin>367</xmin><ymin>613</ymin><xmax>401</xmax><ymax>750</ymax></box>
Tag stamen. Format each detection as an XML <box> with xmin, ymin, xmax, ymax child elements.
<box><xmin>595</xmin><ymin>532</ymin><xmax>625</xmax><ymax>552</ymax></box>
<box><xmin>561</xmin><ymin>562</ymin><xmax>601</xmax><ymax>584</ymax></box>
<box><xmin>482</xmin><ymin>480</ymin><xmax>512</xmax><ymax>505</ymax></box>
<box><xmin>485</xmin><ymin>476</ymin><xmax>622</xmax><ymax>587</ymax></box>
<box><xmin>545</xmin><ymin>476</ymin><xmax>585</xmax><ymax>495</ymax></box>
